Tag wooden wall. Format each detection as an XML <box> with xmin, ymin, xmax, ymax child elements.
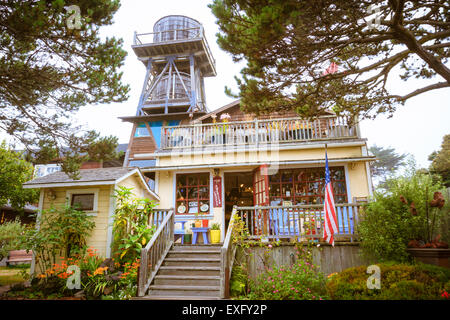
<box><xmin>236</xmin><ymin>242</ymin><xmax>370</xmax><ymax>279</ymax></box>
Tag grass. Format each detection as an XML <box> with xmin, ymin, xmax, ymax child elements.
<box><xmin>0</xmin><ymin>265</ymin><xmax>30</xmax><ymax>286</ymax></box>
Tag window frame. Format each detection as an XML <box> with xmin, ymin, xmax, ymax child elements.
<box><xmin>175</xmin><ymin>172</ymin><xmax>211</xmax><ymax>217</ymax></box>
<box><xmin>66</xmin><ymin>188</ymin><xmax>99</xmax><ymax>216</ymax></box>
<box><xmin>269</xmin><ymin>167</ymin><xmax>348</xmax><ymax>205</ymax></box>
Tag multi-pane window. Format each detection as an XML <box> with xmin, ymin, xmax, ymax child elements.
<box><xmin>176</xmin><ymin>173</ymin><xmax>210</xmax><ymax>215</ymax></box>
<box><xmin>71</xmin><ymin>194</ymin><xmax>95</xmax><ymax>211</ymax></box>
<box><xmin>269</xmin><ymin>167</ymin><xmax>347</xmax><ymax>205</ymax></box>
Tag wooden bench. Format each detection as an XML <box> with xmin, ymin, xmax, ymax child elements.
<box><xmin>6</xmin><ymin>250</ymin><xmax>33</xmax><ymax>266</ymax></box>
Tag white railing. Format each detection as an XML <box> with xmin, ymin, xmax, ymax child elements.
<box><xmin>161</xmin><ymin>116</ymin><xmax>359</xmax><ymax>149</ymax></box>
<box><xmin>138</xmin><ymin>209</ymin><xmax>174</xmax><ymax>297</ymax></box>
<box><xmin>220</xmin><ymin>206</ymin><xmax>238</xmax><ymax>299</ymax></box>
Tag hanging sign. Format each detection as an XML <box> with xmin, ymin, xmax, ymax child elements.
<box><xmin>213</xmin><ymin>176</ymin><xmax>222</xmax><ymax>208</ymax></box>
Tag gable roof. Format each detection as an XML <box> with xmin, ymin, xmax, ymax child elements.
<box><xmin>193</xmin><ymin>99</ymin><xmax>241</xmax><ymax>122</ymax></box>
<box><xmin>22</xmin><ymin>167</ymin><xmax>159</xmax><ymax>200</ymax></box>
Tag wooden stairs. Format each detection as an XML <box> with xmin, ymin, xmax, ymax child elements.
<box><xmin>135</xmin><ymin>244</ymin><xmax>223</xmax><ymax>300</ymax></box>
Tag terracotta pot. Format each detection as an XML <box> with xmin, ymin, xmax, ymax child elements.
<box><xmin>406</xmin><ymin>248</ymin><xmax>450</xmax><ymax>268</ymax></box>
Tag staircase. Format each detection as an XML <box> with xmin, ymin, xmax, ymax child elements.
<box><xmin>136</xmin><ymin>244</ymin><xmax>223</xmax><ymax>300</ymax></box>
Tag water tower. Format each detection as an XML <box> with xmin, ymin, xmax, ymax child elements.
<box><xmin>121</xmin><ymin>15</ymin><xmax>216</xmax><ymax>167</ymax></box>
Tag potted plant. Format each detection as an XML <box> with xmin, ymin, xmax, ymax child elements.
<box><xmin>183</xmin><ymin>230</ymin><xmax>192</xmax><ymax>244</ymax></box>
<box><xmin>405</xmin><ymin>191</ymin><xmax>449</xmax><ymax>268</ymax></box>
<box><xmin>210</xmin><ymin>223</ymin><xmax>221</xmax><ymax>244</ymax></box>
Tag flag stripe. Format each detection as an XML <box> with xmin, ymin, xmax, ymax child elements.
<box><xmin>323</xmin><ymin>151</ymin><xmax>337</xmax><ymax>246</ymax></box>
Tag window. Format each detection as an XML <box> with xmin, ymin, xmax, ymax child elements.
<box><xmin>134</xmin><ymin>123</ymin><xmax>150</xmax><ymax>137</ymax></box>
<box><xmin>71</xmin><ymin>194</ymin><xmax>95</xmax><ymax>211</ymax></box>
<box><xmin>269</xmin><ymin>167</ymin><xmax>347</xmax><ymax>205</ymax></box>
<box><xmin>176</xmin><ymin>173</ymin><xmax>210</xmax><ymax>215</ymax></box>
<box><xmin>66</xmin><ymin>189</ymin><xmax>99</xmax><ymax>215</ymax></box>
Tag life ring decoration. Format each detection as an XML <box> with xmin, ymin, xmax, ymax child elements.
<box><xmin>177</xmin><ymin>203</ymin><xmax>186</xmax><ymax>214</ymax></box>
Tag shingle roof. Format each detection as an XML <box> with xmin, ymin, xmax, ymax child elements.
<box><xmin>23</xmin><ymin>167</ymin><xmax>134</xmax><ymax>187</ymax></box>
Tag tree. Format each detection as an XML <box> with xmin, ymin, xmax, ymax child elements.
<box><xmin>369</xmin><ymin>144</ymin><xmax>408</xmax><ymax>179</ymax></box>
<box><xmin>0</xmin><ymin>141</ymin><xmax>39</xmax><ymax>210</ymax></box>
<box><xmin>209</xmin><ymin>0</ymin><xmax>450</xmax><ymax>119</ymax></box>
<box><xmin>0</xmin><ymin>0</ymin><xmax>129</xmax><ymax>178</ymax></box>
<box><xmin>429</xmin><ymin>134</ymin><xmax>450</xmax><ymax>187</ymax></box>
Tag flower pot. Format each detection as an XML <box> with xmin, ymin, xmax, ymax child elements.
<box><xmin>183</xmin><ymin>233</ymin><xmax>192</xmax><ymax>244</ymax></box>
<box><xmin>194</xmin><ymin>220</ymin><xmax>202</xmax><ymax>228</ymax></box>
<box><xmin>202</xmin><ymin>219</ymin><xmax>209</xmax><ymax>228</ymax></box>
<box><xmin>406</xmin><ymin>248</ymin><xmax>450</xmax><ymax>269</ymax></box>
<box><xmin>210</xmin><ymin>229</ymin><xmax>220</xmax><ymax>244</ymax></box>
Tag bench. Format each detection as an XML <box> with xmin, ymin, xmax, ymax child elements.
<box><xmin>6</xmin><ymin>250</ymin><xmax>33</xmax><ymax>266</ymax></box>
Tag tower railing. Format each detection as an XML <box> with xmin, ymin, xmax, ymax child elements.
<box><xmin>133</xmin><ymin>26</ymin><xmax>216</xmax><ymax>67</ymax></box>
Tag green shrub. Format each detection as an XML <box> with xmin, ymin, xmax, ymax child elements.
<box><xmin>326</xmin><ymin>262</ymin><xmax>450</xmax><ymax>300</ymax></box>
<box><xmin>247</xmin><ymin>244</ymin><xmax>328</xmax><ymax>300</ymax></box>
<box><xmin>358</xmin><ymin>170</ymin><xmax>446</xmax><ymax>262</ymax></box>
<box><xmin>0</xmin><ymin>218</ymin><xmax>26</xmax><ymax>261</ymax></box>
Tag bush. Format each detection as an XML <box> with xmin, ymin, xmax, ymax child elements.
<box><xmin>326</xmin><ymin>262</ymin><xmax>450</xmax><ymax>300</ymax></box>
<box><xmin>0</xmin><ymin>218</ymin><xmax>26</xmax><ymax>261</ymax></box>
<box><xmin>246</xmin><ymin>244</ymin><xmax>328</xmax><ymax>300</ymax></box>
<box><xmin>358</xmin><ymin>170</ymin><xmax>447</xmax><ymax>262</ymax></box>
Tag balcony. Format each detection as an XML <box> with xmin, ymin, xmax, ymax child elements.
<box><xmin>160</xmin><ymin>116</ymin><xmax>361</xmax><ymax>150</ymax></box>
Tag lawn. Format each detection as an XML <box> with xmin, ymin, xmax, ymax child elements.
<box><xmin>0</xmin><ymin>265</ymin><xmax>30</xmax><ymax>286</ymax></box>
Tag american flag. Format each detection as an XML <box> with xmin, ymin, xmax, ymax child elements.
<box><xmin>322</xmin><ymin>62</ymin><xmax>338</xmax><ymax>76</ymax></box>
<box><xmin>323</xmin><ymin>150</ymin><xmax>338</xmax><ymax>246</ymax></box>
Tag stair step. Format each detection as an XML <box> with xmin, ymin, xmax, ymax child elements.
<box><xmin>163</xmin><ymin>257</ymin><xmax>220</xmax><ymax>267</ymax></box>
<box><xmin>154</xmin><ymin>275</ymin><xmax>221</xmax><ymax>286</ymax></box>
<box><xmin>148</xmin><ymin>285</ymin><xmax>220</xmax><ymax>297</ymax></box>
<box><xmin>172</xmin><ymin>244</ymin><xmax>222</xmax><ymax>252</ymax></box>
<box><xmin>159</xmin><ymin>266</ymin><xmax>220</xmax><ymax>276</ymax></box>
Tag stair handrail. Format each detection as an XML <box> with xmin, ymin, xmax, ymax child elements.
<box><xmin>137</xmin><ymin>208</ymin><xmax>174</xmax><ymax>297</ymax></box>
<box><xmin>220</xmin><ymin>206</ymin><xmax>238</xmax><ymax>299</ymax></box>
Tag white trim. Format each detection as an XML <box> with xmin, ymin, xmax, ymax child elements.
<box><xmin>23</xmin><ymin>180</ymin><xmax>115</xmax><ymax>189</ymax></box>
<box><xmin>30</xmin><ymin>190</ymin><xmax>45</xmax><ymax>275</ymax></box>
<box><xmin>106</xmin><ymin>184</ymin><xmax>116</xmax><ymax>258</ymax></box>
<box><xmin>132</xmin><ymin>169</ymin><xmax>160</xmax><ymax>201</ymax></box>
<box><xmin>147</xmin><ymin>140</ymin><xmax>368</xmax><ymax>158</ymax></box>
<box><xmin>65</xmin><ymin>188</ymin><xmax>100</xmax><ymax>216</ymax></box>
<box><xmin>141</xmin><ymin>156</ymin><xmax>376</xmax><ymax>172</ymax></box>
<box><xmin>343</xmin><ymin>164</ymin><xmax>352</xmax><ymax>202</ymax></box>
<box><xmin>365</xmin><ymin>161</ymin><xmax>374</xmax><ymax>197</ymax></box>
<box><xmin>114</xmin><ymin>168</ymin><xmax>139</xmax><ymax>185</ymax></box>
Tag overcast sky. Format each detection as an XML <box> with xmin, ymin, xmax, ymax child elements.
<box><xmin>69</xmin><ymin>0</ymin><xmax>449</xmax><ymax>169</ymax></box>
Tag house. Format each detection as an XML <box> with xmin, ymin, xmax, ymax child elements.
<box><xmin>22</xmin><ymin>15</ymin><xmax>376</xmax><ymax>299</ymax></box>
<box><xmin>22</xmin><ymin>167</ymin><xmax>159</xmax><ymax>273</ymax></box>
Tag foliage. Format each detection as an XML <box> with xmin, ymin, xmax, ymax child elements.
<box><xmin>211</xmin><ymin>223</ymin><xmax>220</xmax><ymax>230</ymax></box>
<box><xmin>20</xmin><ymin>205</ymin><xmax>95</xmax><ymax>273</ymax></box>
<box><xmin>429</xmin><ymin>134</ymin><xmax>450</xmax><ymax>188</ymax></box>
<box><xmin>326</xmin><ymin>262</ymin><xmax>450</xmax><ymax>300</ymax></box>
<box><xmin>0</xmin><ymin>141</ymin><xmax>39</xmax><ymax>209</ymax></box>
<box><xmin>0</xmin><ymin>0</ymin><xmax>129</xmax><ymax>179</ymax></box>
<box><xmin>358</xmin><ymin>169</ymin><xmax>447</xmax><ymax>262</ymax></box>
<box><xmin>369</xmin><ymin>145</ymin><xmax>408</xmax><ymax>180</ymax></box>
<box><xmin>209</xmin><ymin>0</ymin><xmax>450</xmax><ymax>120</ymax></box>
<box><xmin>5</xmin><ymin>247</ymin><xmax>139</xmax><ymax>300</ymax></box>
<box><xmin>246</xmin><ymin>243</ymin><xmax>328</xmax><ymax>300</ymax></box>
<box><xmin>0</xmin><ymin>218</ymin><xmax>26</xmax><ymax>261</ymax></box>
<box><xmin>111</xmin><ymin>186</ymin><xmax>157</xmax><ymax>264</ymax></box>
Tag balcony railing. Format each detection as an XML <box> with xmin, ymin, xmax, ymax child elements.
<box><xmin>161</xmin><ymin>116</ymin><xmax>359</xmax><ymax>150</ymax></box>
<box><xmin>235</xmin><ymin>203</ymin><xmax>364</xmax><ymax>241</ymax></box>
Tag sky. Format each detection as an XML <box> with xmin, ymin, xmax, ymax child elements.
<box><xmin>42</xmin><ymin>1</ymin><xmax>450</xmax><ymax>169</ymax></box>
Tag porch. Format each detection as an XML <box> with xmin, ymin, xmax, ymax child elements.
<box><xmin>160</xmin><ymin>116</ymin><xmax>360</xmax><ymax>150</ymax></box>
<box><xmin>137</xmin><ymin>202</ymin><xmax>364</xmax><ymax>298</ymax></box>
